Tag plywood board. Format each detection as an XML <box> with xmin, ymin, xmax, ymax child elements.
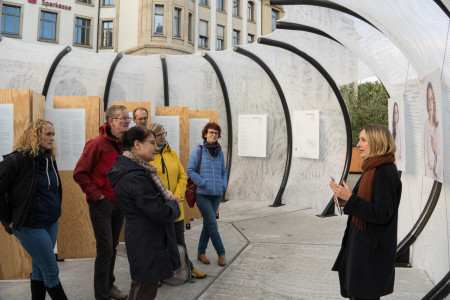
<box><xmin>0</xmin><ymin>89</ymin><xmax>34</xmax><ymax>279</ymax></box>
<box><xmin>53</xmin><ymin>96</ymin><xmax>102</xmax><ymax>259</ymax></box>
<box><xmin>186</xmin><ymin>110</ymin><xmax>220</xmax><ymax>222</ymax></box>
<box><xmin>31</xmin><ymin>91</ymin><xmax>46</xmax><ymax>121</ymax></box>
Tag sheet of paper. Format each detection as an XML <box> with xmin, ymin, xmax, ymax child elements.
<box><xmin>0</xmin><ymin>104</ymin><xmax>14</xmax><ymax>161</ymax></box>
<box><xmin>189</xmin><ymin>118</ymin><xmax>209</xmax><ymax>154</ymax></box>
<box><xmin>152</xmin><ymin>116</ymin><xmax>180</xmax><ymax>155</ymax></box>
<box><xmin>238</xmin><ymin>114</ymin><xmax>267</xmax><ymax>158</ymax></box>
<box><xmin>46</xmin><ymin>109</ymin><xmax>85</xmax><ymax>170</ymax></box>
<box><xmin>293</xmin><ymin>110</ymin><xmax>320</xmax><ymax>159</ymax></box>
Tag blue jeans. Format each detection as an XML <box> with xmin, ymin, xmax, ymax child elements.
<box><xmin>13</xmin><ymin>221</ymin><xmax>60</xmax><ymax>288</ymax></box>
<box><xmin>196</xmin><ymin>194</ymin><xmax>225</xmax><ymax>256</ymax></box>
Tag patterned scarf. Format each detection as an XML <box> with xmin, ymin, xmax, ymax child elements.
<box><xmin>203</xmin><ymin>140</ymin><xmax>221</xmax><ymax>157</ymax></box>
<box><xmin>353</xmin><ymin>152</ymin><xmax>396</xmax><ymax>230</ymax></box>
<box><xmin>122</xmin><ymin>150</ymin><xmax>173</xmax><ymax>201</ymax></box>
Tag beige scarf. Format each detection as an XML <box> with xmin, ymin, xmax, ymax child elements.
<box><xmin>122</xmin><ymin>150</ymin><xmax>173</xmax><ymax>201</ymax></box>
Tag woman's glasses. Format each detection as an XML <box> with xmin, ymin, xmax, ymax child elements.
<box><xmin>208</xmin><ymin>131</ymin><xmax>219</xmax><ymax>136</ymax></box>
<box><xmin>156</xmin><ymin>132</ymin><xmax>167</xmax><ymax>138</ymax></box>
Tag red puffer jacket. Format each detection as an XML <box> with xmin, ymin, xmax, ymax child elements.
<box><xmin>73</xmin><ymin>122</ymin><xmax>122</xmax><ymax>203</ymax></box>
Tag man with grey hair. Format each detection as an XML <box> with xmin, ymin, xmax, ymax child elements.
<box><xmin>74</xmin><ymin>105</ymin><xmax>130</xmax><ymax>300</ymax></box>
<box><xmin>132</xmin><ymin>107</ymin><xmax>149</xmax><ymax>128</ymax></box>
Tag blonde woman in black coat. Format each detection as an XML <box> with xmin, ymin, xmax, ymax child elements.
<box><xmin>108</xmin><ymin>127</ymin><xmax>180</xmax><ymax>300</ymax></box>
<box><xmin>329</xmin><ymin>124</ymin><xmax>402</xmax><ymax>300</ymax></box>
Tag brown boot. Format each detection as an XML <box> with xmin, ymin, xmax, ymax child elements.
<box><xmin>218</xmin><ymin>255</ymin><xmax>226</xmax><ymax>266</ymax></box>
<box><xmin>197</xmin><ymin>254</ymin><xmax>210</xmax><ymax>265</ymax></box>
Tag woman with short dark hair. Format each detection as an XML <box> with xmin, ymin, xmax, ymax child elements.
<box><xmin>330</xmin><ymin>124</ymin><xmax>402</xmax><ymax>300</ymax></box>
<box><xmin>187</xmin><ymin>122</ymin><xmax>228</xmax><ymax>266</ymax></box>
<box><xmin>108</xmin><ymin>126</ymin><xmax>181</xmax><ymax>300</ymax></box>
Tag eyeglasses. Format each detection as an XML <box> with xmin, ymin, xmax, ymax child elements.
<box><xmin>208</xmin><ymin>131</ymin><xmax>219</xmax><ymax>136</ymax></box>
<box><xmin>136</xmin><ymin>117</ymin><xmax>148</xmax><ymax>121</ymax></box>
<box><xmin>111</xmin><ymin>117</ymin><xmax>132</xmax><ymax>121</ymax></box>
<box><xmin>156</xmin><ymin>132</ymin><xmax>167</xmax><ymax>138</ymax></box>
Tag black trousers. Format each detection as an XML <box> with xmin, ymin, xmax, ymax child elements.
<box><xmin>129</xmin><ymin>281</ymin><xmax>158</xmax><ymax>300</ymax></box>
<box><xmin>174</xmin><ymin>220</ymin><xmax>194</xmax><ymax>270</ymax></box>
<box><xmin>88</xmin><ymin>199</ymin><xmax>124</xmax><ymax>300</ymax></box>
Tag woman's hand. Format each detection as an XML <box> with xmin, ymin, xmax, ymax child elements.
<box><xmin>169</xmin><ymin>195</ymin><xmax>180</xmax><ymax>205</ymax></box>
<box><xmin>329</xmin><ymin>180</ymin><xmax>352</xmax><ymax>206</ymax></box>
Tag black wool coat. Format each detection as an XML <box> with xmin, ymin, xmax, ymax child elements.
<box><xmin>108</xmin><ymin>155</ymin><xmax>181</xmax><ymax>283</ymax></box>
<box><xmin>332</xmin><ymin>162</ymin><xmax>402</xmax><ymax>299</ymax></box>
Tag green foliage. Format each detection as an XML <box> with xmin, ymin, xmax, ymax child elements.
<box><xmin>340</xmin><ymin>82</ymin><xmax>389</xmax><ymax>146</ymax></box>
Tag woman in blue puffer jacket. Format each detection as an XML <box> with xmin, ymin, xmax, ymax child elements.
<box><xmin>187</xmin><ymin>122</ymin><xmax>227</xmax><ymax>267</ymax></box>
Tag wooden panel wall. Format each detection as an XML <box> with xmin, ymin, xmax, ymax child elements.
<box><xmin>53</xmin><ymin>96</ymin><xmax>102</xmax><ymax>259</ymax></box>
<box><xmin>185</xmin><ymin>110</ymin><xmax>220</xmax><ymax>222</ymax></box>
<box><xmin>0</xmin><ymin>89</ymin><xmax>41</xmax><ymax>279</ymax></box>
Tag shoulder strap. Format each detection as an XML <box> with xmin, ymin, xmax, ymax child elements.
<box><xmin>196</xmin><ymin>145</ymin><xmax>202</xmax><ymax>174</ymax></box>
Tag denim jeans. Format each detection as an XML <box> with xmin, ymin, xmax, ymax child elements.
<box><xmin>13</xmin><ymin>221</ymin><xmax>60</xmax><ymax>288</ymax></box>
<box><xmin>196</xmin><ymin>194</ymin><xmax>225</xmax><ymax>256</ymax></box>
<box><xmin>88</xmin><ymin>198</ymin><xmax>124</xmax><ymax>300</ymax></box>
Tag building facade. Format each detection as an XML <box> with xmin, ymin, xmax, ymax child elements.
<box><xmin>0</xmin><ymin>0</ymin><xmax>283</xmax><ymax>54</ymax></box>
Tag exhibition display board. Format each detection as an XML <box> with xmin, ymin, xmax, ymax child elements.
<box><xmin>0</xmin><ymin>89</ymin><xmax>45</xmax><ymax>279</ymax></box>
<box><xmin>53</xmin><ymin>96</ymin><xmax>102</xmax><ymax>259</ymax></box>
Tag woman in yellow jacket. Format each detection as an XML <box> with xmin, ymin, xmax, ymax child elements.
<box><xmin>148</xmin><ymin>123</ymin><xmax>206</xmax><ymax>279</ymax></box>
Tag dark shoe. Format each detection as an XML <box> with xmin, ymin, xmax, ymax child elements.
<box><xmin>191</xmin><ymin>268</ymin><xmax>207</xmax><ymax>279</ymax></box>
<box><xmin>110</xmin><ymin>284</ymin><xmax>128</xmax><ymax>300</ymax></box>
<box><xmin>31</xmin><ymin>279</ymin><xmax>46</xmax><ymax>300</ymax></box>
<box><xmin>45</xmin><ymin>282</ymin><xmax>68</xmax><ymax>300</ymax></box>
<box><xmin>218</xmin><ymin>255</ymin><xmax>226</xmax><ymax>266</ymax></box>
<box><xmin>197</xmin><ymin>254</ymin><xmax>210</xmax><ymax>265</ymax></box>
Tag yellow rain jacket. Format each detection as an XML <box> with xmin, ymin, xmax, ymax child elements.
<box><xmin>149</xmin><ymin>143</ymin><xmax>187</xmax><ymax>222</ymax></box>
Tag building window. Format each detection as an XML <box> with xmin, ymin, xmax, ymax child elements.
<box><xmin>232</xmin><ymin>29</ymin><xmax>239</xmax><ymax>46</ymax></box>
<box><xmin>217</xmin><ymin>0</ymin><xmax>224</xmax><ymax>11</ymax></box>
<box><xmin>76</xmin><ymin>0</ymin><xmax>92</xmax><ymax>4</ymax></box>
<box><xmin>74</xmin><ymin>17</ymin><xmax>91</xmax><ymax>46</ymax></box>
<box><xmin>39</xmin><ymin>11</ymin><xmax>57</xmax><ymax>41</ymax></box>
<box><xmin>188</xmin><ymin>13</ymin><xmax>192</xmax><ymax>42</ymax></box>
<box><xmin>200</xmin><ymin>0</ymin><xmax>208</xmax><ymax>5</ymax></box>
<box><xmin>1</xmin><ymin>4</ymin><xmax>21</xmax><ymax>36</ymax></box>
<box><xmin>233</xmin><ymin>0</ymin><xmax>239</xmax><ymax>16</ymax></box>
<box><xmin>248</xmin><ymin>2</ymin><xmax>254</xmax><ymax>21</ymax></box>
<box><xmin>103</xmin><ymin>0</ymin><xmax>114</xmax><ymax>6</ymax></box>
<box><xmin>216</xmin><ymin>25</ymin><xmax>224</xmax><ymax>50</ymax></box>
<box><xmin>173</xmin><ymin>8</ymin><xmax>181</xmax><ymax>38</ymax></box>
<box><xmin>154</xmin><ymin>5</ymin><xmax>164</xmax><ymax>35</ymax></box>
<box><xmin>101</xmin><ymin>20</ymin><xmax>113</xmax><ymax>48</ymax></box>
<box><xmin>199</xmin><ymin>20</ymin><xmax>208</xmax><ymax>48</ymax></box>
<box><xmin>272</xmin><ymin>9</ymin><xmax>279</xmax><ymax>32</ymax></box>
<box><xmin>248</xmin><ymin>34</ymin><xmax>254</xmax><ymax>44</ymax></box>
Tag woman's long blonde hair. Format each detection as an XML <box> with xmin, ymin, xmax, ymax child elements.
<box><xmin>13</xmin><ymin>119</ymin><xmax>56</xmax><ymax>157</ymax></box>
<box><xmin>362</xmin><ymin>124</ymin><xmax>396</xmax><ymax>158</ymax></box>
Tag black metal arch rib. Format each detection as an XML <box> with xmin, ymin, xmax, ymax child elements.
<box><xmin>258</xmin><ymin>37</ymin><xmax>352</xmax><ymax>216</ymax></box>
<box><xmin>434</xmin><ymin>0</ymin><xmax>450</xmax><ymax>18</ymax></box>
<box><xmin>396</xmin><ymin>182</ymin><xmax>442</xmax><ymax>266</ymax></box>
<box><xmin>233</xmin><ymin>46</ymin><xmax>292</xmax><ymax>207</ymax></box>
<box><xmin>160</xmin><ymin>55</ymin><xmax>169</xmax><ymax>106</ymax></box>
<box><xmin>276</xmin><ymin>21</ymin><xmax>343</xmax><ymax>45</ymax></box>
<box><xmin>103</xmin><ymin>53</ymin><xmax>123</xmax><ymax>112</ymax></box>
<box><xmin>269</xmin><ymin>0</ymin><xmax>379</xmax><ymax>31</ymax></box>
<box><xmin>202</xmin><ymin>52</ymin><xmax>233</xmax><ymax>188</ymax></box>
<box><xmin>42</xmin><ymin>46</ymin><xmax>71</xmax><ymax>97</ymax></box>
<box><xmin>422</xmin><ymin>270</ymin><xmax>450</xmax><ymax>300</ymax></box>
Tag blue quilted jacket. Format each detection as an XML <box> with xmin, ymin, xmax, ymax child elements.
<box><xmin>186</xmin><ymin>145</ymin><xmax>227</xmax><ymax>196</ymax></box>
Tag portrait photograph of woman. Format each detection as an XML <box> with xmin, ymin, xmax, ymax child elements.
<box><xmin>388</xmin><ymin>98</ymin><xmax>405</xmax><ymax>171</ymax></box>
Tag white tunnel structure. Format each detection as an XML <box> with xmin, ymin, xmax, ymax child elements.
<box><xmin>0</xmin><ymin>0</ymin><xmax>449</xmax><ymax>298</ymax></box>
